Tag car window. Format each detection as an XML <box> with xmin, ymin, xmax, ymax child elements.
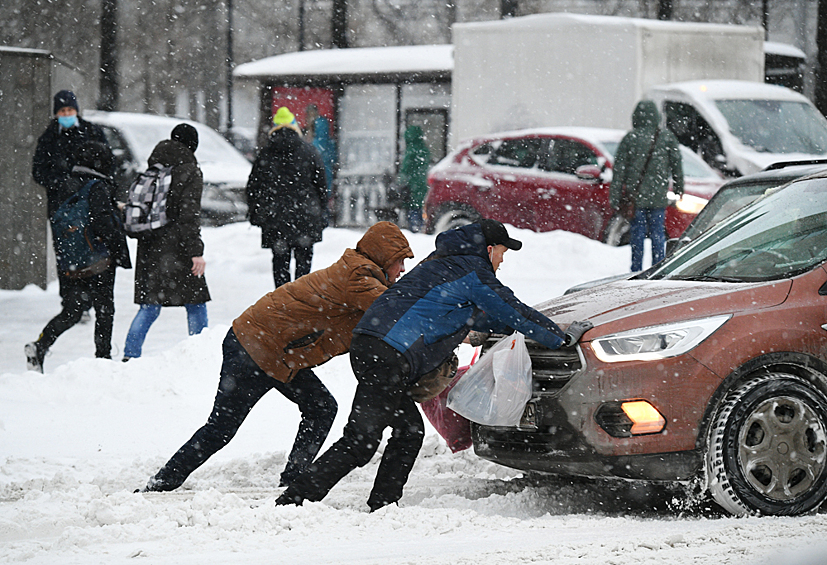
<box><xmin>543</xmin><ymin>139</ymin><xmax>598</xmax><ymax>175</ymax></box>
<box><xmin>664</xmin><ymin>102</ymin><xmax>724</xmax><ymax>170</ymax></box>
<box><xmin>650</xmin><ymin>177</ymin><xmax>827</xmax><ymax>282</ymax></box>
<box><xmin>715</xmin><ymin>99</ymin><xmax>827</xmax><ymax>155</ymax></box>
<box><xmin>471</xmin><ymin>142</ymin><xmax>494</xmax><ymax>164</ymax></box>
<box><xmin>681</xmin><ymin>181</ymin><xmax>788</xmax><ymax>241</ymax></box>
<box><xmin>488</xmin><ymin>138</ymin><xmax>545</xmax><ymax>169</ymax></box>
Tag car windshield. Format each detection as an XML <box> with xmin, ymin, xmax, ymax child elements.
<box><xmin>680</xmin><ymin>180</ymin><xmax>789</xmax><ymax>241</ymax></box>
<box><xmin>715</xmin><ymin>99</ymin><xmax>827</xmax><ymax>155</ymax></box>
<box><xmin>649</xmin><ymin>176</ymin><xmax>827</xmax><ymax>282</ymax></box>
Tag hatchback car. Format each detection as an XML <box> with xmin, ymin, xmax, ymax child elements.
<box><xmin>424</xmin><ymin>127</ymin><xmax>722</xmax><ymax>244</ymax></box>
<box><xmin>85</xmin><ymin>111</ymin><xmax>252</xmax><ymax>225</ymax></box>
<box><xmin>473</xmin><ymin>172</ymin><xmax>827</xmax><ymax>516</ymax></box>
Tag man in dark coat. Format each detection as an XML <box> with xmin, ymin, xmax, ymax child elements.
<box><xmin>246</xmin><ymin>106</ymin><xmax>327</xmax><ymax>288</ymax></box>
<box><xmin>610</xmin><ymin>100</ymin><xmax>684</xmax><ymax>272</ymax></box>
<box><xmin>32</xmin><ymin>90</ymin><xmax>110</xmax><ymax>201</ymax></box>
<box><xmin>277</xmin><ymin>219</ymin><xmax>592</xmax><ymax>511</ymax></box>
<box><xmin>25</xmin><ymin>141</ymin><xmax>132</xmax><ymax>372</ymax></box>
<box><xmin>122</xmin><ymin>124</ymin><xmax>211</xmax><ymax>360</ymax></box>
<box><xmin>32</xmin><ymin>90</ymin><xmax>111</xmax><ymax>324</ymax></box>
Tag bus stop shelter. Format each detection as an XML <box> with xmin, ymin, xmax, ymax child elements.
<box><xmin>234</xmin><ymin>44</ymin><xmax>453</xmax><ymax>227</ymax></box>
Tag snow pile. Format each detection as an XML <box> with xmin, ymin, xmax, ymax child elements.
<box><xmin>2</xmin><ymin>224</ymin><xmax>827</xmax><ymax>564</ymax></box>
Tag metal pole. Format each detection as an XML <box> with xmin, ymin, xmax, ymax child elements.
<box><xmin>226</xmin><ymin>0</ymin><xmax>234</xmax><ymax>132</ymax></box>
<box><xmin>299</xmin><ymin>0</ymin><xmax>305</xmax><ymax>51</ymax></box>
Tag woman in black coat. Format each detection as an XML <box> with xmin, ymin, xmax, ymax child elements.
<box><xmin>25</xmin><ymin>141</ymin><xmax>132</xmax><ymax>372</ymax></box>
<box><xmin>246</xmin><ymin>107</ymin><xmax>327</xmax><ymax>288</ymax></box>
<box><xmin>123</xmin><ymin>124</ymin><xmax>211</xmax><ymax>360</ymax></box>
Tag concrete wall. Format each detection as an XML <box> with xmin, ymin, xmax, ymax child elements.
<box><xmin>0</xmin><ymin>48</ymin><xmax>52</xmax><ymax>290</ymax></box>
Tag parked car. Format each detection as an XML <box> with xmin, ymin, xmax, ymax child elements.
<box><xmin>646</xmin><ymin>80</ymin><xmax>827</xmax><ymax>177</ymax></box>
<box><xmin>473</xmin><ymin>171</ymin><xmax>827</xmax><ymax>516</ymax></box>
<box><xmin>85</xmin><ymin>111</ymin><xmax>252</xmax><ymax>226</ymax></box>
<box><xmin>564</xmin><ymin>159</ymin><xmax>827</xmax><ymax>295</ymax></box>
<box><xmin>424</xmin><ymin>127</ymin><xmax>723</xmax><ymax>245</ymax></box>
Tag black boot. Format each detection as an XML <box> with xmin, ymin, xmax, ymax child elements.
<box><xmin>275</xmin><ymin>488</ymin><xmax>304</xmax><ymax>507</ymax></box>
<box><xmin>24</xmin><ymin>340</ymin><xmax>46</xmax><ymax>373</ymax></box>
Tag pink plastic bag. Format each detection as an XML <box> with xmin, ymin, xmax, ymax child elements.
<box><xmin>421</xmin><ymin>365</ymin><xmax>473</xmax><ymax>453</ymax></box>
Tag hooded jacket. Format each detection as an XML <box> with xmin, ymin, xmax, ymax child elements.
<box><xmin>399</xmin><ymin>125</ymin><xmax>431</xmax><ymax>208</ymax></box>
<box><xmin>353</xmin><ymin>223</ymin><xmax>565</xmax><ymax>383</ymax></box>
<box><xmin>609</xmin><ymin>100</ymin><xmax>684</xmax><ymax>210</ymax></box>
<box><xmin>133</xmin><ymin>139</ymin><xmax>211</xmax><ymax>306</ymax></box>
<box><xmin>232</xmin><ymin>221</ymin><xmax>413</xmax><ymax>382</ymax></box>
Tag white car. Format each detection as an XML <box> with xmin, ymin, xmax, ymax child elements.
<box><xmin>85</xmin><ymin>111</ymin><xmax>252</xmax><ymax>225</ymax></box>
<box><xmin>646</xmin><ymin>80</ymin><xmax>827</xmax><ymax>177</ymax></box>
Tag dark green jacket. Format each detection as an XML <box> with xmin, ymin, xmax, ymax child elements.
<box><xmin>399</xmin><ymin>126</ymin><xmax>431</xmax><ymax>208</ymax></box>
<box><xmin>610</xmin><ymin>100</ymin><xmax>684</xmax><ymax>210</ymax></box>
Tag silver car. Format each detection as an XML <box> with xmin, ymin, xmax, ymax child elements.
<box><xmin>85</xmin><ymin>111</ymin><xmax>252</xmax><ymax>226</ymax></box>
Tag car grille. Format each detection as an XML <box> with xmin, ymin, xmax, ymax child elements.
<box><xmin>482</xmin><ymin>335</ymin><xmax>583</xmax><ymax>397</ymax></box>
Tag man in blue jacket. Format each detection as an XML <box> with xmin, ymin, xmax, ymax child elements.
<box><xmin>277</xmin><ymin>219</ymin><xmax>591</xmax><ymax>511</ymax></box>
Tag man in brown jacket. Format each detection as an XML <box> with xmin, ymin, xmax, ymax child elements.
<box><xmin>139</xmin><ymin>221</ymin><xmax>414</xmax><ymax>492</ymax></box>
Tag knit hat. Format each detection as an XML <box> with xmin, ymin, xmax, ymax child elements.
<box><xmin>171</xmin><ymin>123</ymin><xmax>199</xmax><ymax>153</ymax></box>
<box><xmin>53</xmin><ymin>90</ymin><xmax>79</xmax><ymax>114</ymax></box>
<box><xmin>76</xmin><ymin>141</ymin><xmax>114</xmax><ymax>177</ymax></box>
<box><xmin>479</xmin><ymin>218</ymin><xmax>522</xmax><ymax>251</ymax></box>
<box><xmin>271</xmin><ymin>107</ymin><xmax>301</xmax><ymax>135</ymax></box>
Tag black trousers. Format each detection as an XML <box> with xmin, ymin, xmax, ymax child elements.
<box><xmin>272</xmin><ymin>244</ymin><xmax>313</xmax><ymax>288</ymax></box>
<box><xmin>39</xmin><ymin>267</ymin><xmax>115</xmax><ymax>358</ymax></box>
<box><xmin>285</xmin><ymin>333</ymin><xmax>424</xmax><ymax>511</ymax></box>
<box><xmin>153</xmin><ymin>328</ymin><xmax>337</xmax><ymax>489</ymax></box>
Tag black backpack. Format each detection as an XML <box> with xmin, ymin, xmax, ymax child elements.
<box><xmin>50</xmin><ymin>180</ymin><xmax>111</xmax><ymax>278</ymax></box>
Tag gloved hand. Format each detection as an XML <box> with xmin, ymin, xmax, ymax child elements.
<box><xmin>564</xmin><ymin>320</ymin><xmax>594</xmax><ymax>347</ymax></box>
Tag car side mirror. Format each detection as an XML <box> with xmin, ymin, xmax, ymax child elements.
<box><xmin>575</xmin><ymin>164</ymin><xmax>602</xmax><ymax>180</ymax></box>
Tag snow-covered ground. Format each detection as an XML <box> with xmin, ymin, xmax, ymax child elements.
<box><xmin>2</xmin><ymin>223</ymin><xmax>827</xmax><ymax>564</ymax></box>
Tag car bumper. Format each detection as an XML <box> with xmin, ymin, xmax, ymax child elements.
<box><xmin>470</xmin><ymin>341</ymin><xmax>722</xmax><ymax>482</ymax></box>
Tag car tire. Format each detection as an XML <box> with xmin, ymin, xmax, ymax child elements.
<box><xmin>432</xmin><ymin>207</ymin><xmax>479</xmax><ymax>234</ymax></box>
<box><xmin>603</xmin><ymin>215</ymin><xmax>630</xmax><ymax>246</ymax></box>
<box><xmin>706</xmin><ymin>373</ymin><xmax>827</xmax><ymax>516</ymax></box>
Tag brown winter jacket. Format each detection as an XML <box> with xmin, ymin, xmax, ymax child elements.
<box><xmin>232</xmin><ymin>221</ymin><xmax>413</xmax><ymax>382</ymax></box>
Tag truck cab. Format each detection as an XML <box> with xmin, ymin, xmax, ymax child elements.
<box><xmin>646</xmin><ymin>80</ymin><xmax>827</xmax><ymax>177</ymax></box>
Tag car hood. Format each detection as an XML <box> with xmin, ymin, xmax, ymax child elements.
<box><xmin>199</xmin><ymin>161</ymin><xmax>251</xmax><ymax>188</ymax></box>
<box><xmin>536</xmin><ymin>278</ymin><xmax>792</xmax><ymax>339</ymax></box>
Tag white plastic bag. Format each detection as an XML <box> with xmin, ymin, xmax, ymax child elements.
<box><xmin>446</xmin><ymin>332</ymin><xmax>532</xmax><ymax>426</ymax></box>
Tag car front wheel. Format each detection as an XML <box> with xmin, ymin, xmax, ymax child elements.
<box><xmin>603</xmin><ymin>215</ymin><xmax>630</xmax><ymax>246</ymax></box>
<box><xmin>706</xmin><ymin>373</ymin><xmax>827</xmax><ymax>516</ymax></box>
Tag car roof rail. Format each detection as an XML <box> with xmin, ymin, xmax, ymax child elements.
<box><xmin>762</xmin><ymin>158</ymin><xmax>827</xmax><ymax>171</ymax></box>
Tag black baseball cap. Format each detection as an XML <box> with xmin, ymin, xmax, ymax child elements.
<box><xmin>479</xmin><ymin>218</ymin><xmax>522</xmax><ymax>251</ymax></box>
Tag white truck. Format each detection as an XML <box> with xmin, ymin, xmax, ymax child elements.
<box><xmin>451</xmin><ymin>13</ymin><xmax>827</xmax><ymax>176</ymax></box>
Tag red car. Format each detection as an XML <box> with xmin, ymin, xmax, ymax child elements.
<box><xmin>424</xmin><ymin>127</ymin><xmax>723</xmax><ymax>244</ymax></box>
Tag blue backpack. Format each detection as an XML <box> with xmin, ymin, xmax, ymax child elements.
<box><xmin>50</xmin><ymin>179</ymin><xmax>111</xmax><ymax>278</ymax></box>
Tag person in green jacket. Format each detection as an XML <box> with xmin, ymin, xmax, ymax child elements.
<box><xmin>610</xmin><ymin>100</ymin><xmax>684</xmax><ymax>271</ymax></box>
<box><xmin>398</xmin><ymin>125</ymin><xmax>431</xmax><ymax>232</ymax></box>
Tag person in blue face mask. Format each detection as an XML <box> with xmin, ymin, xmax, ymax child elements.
<box><xmin>33</xmin><ymin>90</ymin><xmax>111</xmax><ymax>215</ymax></box>
<box><xmin>30</xmin><ymin>90</ymin><xmax>112</xmax><ymax>358</ymax></box>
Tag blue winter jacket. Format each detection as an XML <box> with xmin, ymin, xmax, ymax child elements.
<box><xmin>353</xmin><ymin>223</ymin><xmax>565</xmax><ymax>384</ymax></box>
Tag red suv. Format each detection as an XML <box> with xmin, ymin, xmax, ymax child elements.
<box><xmin>424</xmin><ymin>127</ymin><xmax>723</xmax><ymax>244</ymax></box>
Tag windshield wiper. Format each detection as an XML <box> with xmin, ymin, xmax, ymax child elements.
<box><xmin>668</xmin><ymin>275</ymin><xmax>744</xmax><ymax>283</ymax></box>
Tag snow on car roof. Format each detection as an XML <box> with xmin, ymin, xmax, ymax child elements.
<box><xmin>649</xmin><ymin>79</ymin><xmax>808</xmax><ymax>101</ymax></box>
<box><xmin>465</xmin><ymin>126</ymin><xmax>626</xmax><ymax>147</ymax></box>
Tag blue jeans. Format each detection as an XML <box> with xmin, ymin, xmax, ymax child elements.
<box><xmin>630</xmin><ymin>208</ymin><xmax>666</xmax><ymax>272</ymax></box>
<box><xmin>123</xmin><ymin>303</ymin><xmax>208</xmax><ymax>358</ymax></box>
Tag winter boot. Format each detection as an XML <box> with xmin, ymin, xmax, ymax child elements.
<box><xmin>136</xmin><ymin>474</ymin><xmax>177</xmax><ymax>493</ymax></box>
<box><xmin>24</xmin><ymin>340</ymin><xmax>46</xmax><ymax>373</ymax></box>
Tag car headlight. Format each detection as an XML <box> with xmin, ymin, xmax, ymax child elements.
<box><xmin>670</xmin><ymin>193</ymin><xmax>708</xmax><ymax>215</ymax></box>
<box><xmin>591</xmin><ymin>314</ymin><xmax>730</xmax><ymax>363</ymax></box>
